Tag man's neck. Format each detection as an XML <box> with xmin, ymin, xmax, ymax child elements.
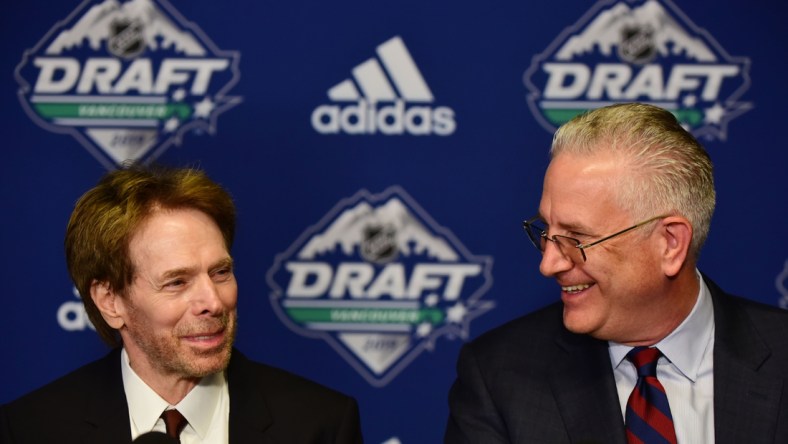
<box><xmin>124</xmin><ymin>352</ymin><xmax>201</xmax><ymax>405</ymax></box>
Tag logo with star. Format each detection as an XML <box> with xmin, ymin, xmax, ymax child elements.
<box><xmin>523</xmin><ymin>0</ymin><xmax>752</xmax><ymax>141</ymax></box>
<box><xmin>266</xmin><ymin>186</ymin><xmax>495</xmax><ymax>387</ymax></box>
<box><xmin>15</xmin><ymin>0</ymin><xmax>241</xmax><ymax>169</ymax></box>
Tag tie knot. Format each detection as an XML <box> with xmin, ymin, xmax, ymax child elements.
<box><xmin>161</xmin><ymin>409</ymin><xmax>188</xmax><ymax>440</ymax></box>
<box><xmin>626</xmin><ymin>346</ymin><xmax>662</xmax><ymax>377</ymax></box>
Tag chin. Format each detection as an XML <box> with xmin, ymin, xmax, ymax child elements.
<box><xmin>564</xmin><ymin>323</ymin><xmax>593</xmax><ymax>335</ymax></box>
<box><xmin>186</xmin><ymin>355</ymin><xmax>231</xmax><ymax>377</ymax></box>
<box><xmin>562</xmin><ymin>311</ymin><xmax>600</xmax><ymax>336</ymax></box>
<box><xmin>187</xmin><ymin>345</ymin><xmax>233</xmax><ymax>373</ymax></box>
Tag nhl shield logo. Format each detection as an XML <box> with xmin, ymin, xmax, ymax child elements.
<box><xmin>618</xmin><ymin>25</ymin><xmax>656</xmax><ymax>65</ymax></box>
<box><xmin>361</xmin><ymin>224</ymin><xmax>398</xmax><ymax>264</ymax></box>
<box><xmin>266</xmin><ymin>186</ymin><xmax>494</xmax><ymax>387</ymax></box>
<box><xmin>15</xmin><ymin>0</ymin><xmax>241</xmax><ymax>169</ymax></box>
<box><xmin>524</xmin><ymin>0</ymin><xmax>752</xmax><ymax>140</ymax></box>
<box><xmin>108</xmin><ymin>18</ymin><xmax>145</xmax><ymax>59</ymax></box>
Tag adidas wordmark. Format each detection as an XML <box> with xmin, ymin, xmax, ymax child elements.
<box><xmin>311</xmin><ymin>36</ymin><xmax>456</xmax><ymax>136</ymax></box>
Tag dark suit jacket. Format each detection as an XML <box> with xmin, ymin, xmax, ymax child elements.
<box><xmin>445</xmin><ymin>277</ymin><xmax>788</xmax><ymax>443</ymax></box>
<box><xmin>0</xmin><ymin>349</ymin><xmax>363</xmax><ymax>443</ymax></box>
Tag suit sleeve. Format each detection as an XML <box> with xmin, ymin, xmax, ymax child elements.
<box><xmin>445</xmin><ymin>343</ymin><xmax>510</xmax><ymax>444</ymax></box>
<box><xmin>0</xmin><ymin>404</ymin><xmax>14</xmax><ymax>443</ymax></box>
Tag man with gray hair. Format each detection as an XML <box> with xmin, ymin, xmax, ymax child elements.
<box><xmin>445</xmin><ymin>103</ymin><xmax>788</xmax><ymax>443</ymax></box>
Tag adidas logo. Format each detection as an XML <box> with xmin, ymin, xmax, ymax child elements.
<box><xmin>311</xmin><ymin>36</ymin><xmax>456</xmax><ymax>136</ymax></box>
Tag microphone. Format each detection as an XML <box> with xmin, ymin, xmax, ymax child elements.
<box><xmin>133</xmin><ymin>432</ymin><xmax>179</xmax><ymax>443</ymax></box>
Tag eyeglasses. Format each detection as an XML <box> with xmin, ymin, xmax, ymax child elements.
<box><xmin>522</xmin><ymin>215</ymin><xmax>668</xmax><ymax>263</ymax></box>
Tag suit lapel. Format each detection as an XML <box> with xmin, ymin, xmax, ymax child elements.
<box><xmin>228</xmin><ymin>350</ymin><xmax>275</xmax><ymax>444</ymax></box>
<box><xmin>551</xmin><ymin>329</ymin><xmax>627</xmax><ymax>444</ymax></box>
<box><xmin>709</xmin><ymin>280</ymin><xmax>783</xmax><ymax>444</ymax></box>
<box><xmin>83</xmin><ymin>349</ymin><xmax>133</xmax><ymax>444</ymax></box>
<box><xmin>76</xmin><ymin>349</ymin><xmax>279</xmax><ymax>444</ymax></box>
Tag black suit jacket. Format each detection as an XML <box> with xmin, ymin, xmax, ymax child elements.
<box><xmin>1</xmin><ymin>349</ymin><xmax>363</xmax><ymax>443</ymax></box>
<box><xmin>445</xmin><ymin>277</ymin><xmax>788</xmax><ymax>443</ymax></box>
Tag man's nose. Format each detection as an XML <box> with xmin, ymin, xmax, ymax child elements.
<box><xmin>539</xmin><ymin>239</ymin><xmax>574</xmax><ymax>277</ymax></box>
<box><xmin>191</xmin><ymin>275</ymin><xmax>223</xmax><ymax>315</ymax></box>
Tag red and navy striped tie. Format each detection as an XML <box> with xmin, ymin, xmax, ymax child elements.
<box><xmin>625</xmin><ymin>347</ymin><xmax>678</xmax><ymax>444</ymax></box>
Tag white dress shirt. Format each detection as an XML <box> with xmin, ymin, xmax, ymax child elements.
<box><xmin>120</xmin><ymin>349</ymin><xmax>230</xmax><ymax>443</ymax></box>
<box><xmin>609</xmin><ymin>271</ymin><xmax>715</xmax><ymax>444</ymax></box>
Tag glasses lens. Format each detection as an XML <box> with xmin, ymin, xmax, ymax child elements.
<box><xmin>554</xmin><ymin>235</ymin><xmax>584</xmax><ymax>263</ymax></box>
<box><xmin>524</xmin><ymin>219</ymin><xmax>547</xmax><ymax>251</ymax></box>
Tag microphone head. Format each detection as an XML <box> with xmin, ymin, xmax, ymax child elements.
<box><xmin>133</xmin><ymin>431</ymin><xmax>179</xmax><ymax>444</ymax></box>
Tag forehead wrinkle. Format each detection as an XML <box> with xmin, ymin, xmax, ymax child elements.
<box><xmin>537</xmin><ymin>205</ymin><xmax>594</xmax><ymax>233</ymax></box>
<box><xmin>542</xmin><ymin>152</ymin><xmax>628</xmax><ymax>235</ymax></box>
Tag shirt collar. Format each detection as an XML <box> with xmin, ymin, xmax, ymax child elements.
<box><xmin>120</xmin><ymin>348</ymin><xmax>227</xmax><ymax>439</ymax></box>
<box><xmin>609</xmin><ymin>270</ymin><xmax>714</xmax><ymax>382</ymax></box>
<box><xmin>174</xmin><ymin>370</ymin><xmax>226</xmax><ymax>439</ymax></box>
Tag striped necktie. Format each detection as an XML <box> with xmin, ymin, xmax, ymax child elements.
<box><xmin>625</xmin><ymin>347</ymin><xmax>678</xmax><ymax>444</ymax></box>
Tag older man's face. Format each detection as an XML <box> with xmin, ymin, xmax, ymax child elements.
<box><xmin>117</xmin><ymin>208</ymin><xmax>237</xmax><ymax>381</ymax></box>
<box><xmin>537</xmin><ymin>152</ymin><xmax>666</xmax><ymax>344</ymax></box>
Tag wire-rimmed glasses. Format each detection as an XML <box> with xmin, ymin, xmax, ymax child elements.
<box><xmin>522</xmin><ymin>215</ymin><xmax>668</xmax><ymax>263</ymax></box>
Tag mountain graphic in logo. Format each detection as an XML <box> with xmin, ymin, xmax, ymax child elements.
<box><xmin>524</xmin><ymin>0</ymin><xmax>751</xmax><ymax>141</ymax></box>
<box><xmin>554</xmin><ymin>1</ymin><xmax>715</xmax><ymax>62</ymax></box>
<box><xmin>45</xmin><ymin>0</ymin><xmax>205</xmax><ymax>56</ymax></box>
<box><xmin>298</xmin><ymin>198</ymin><xmax>459</xmax><ymax>262</ymax></box>
<box><xmin>311</xmin><ymin>36</ymin><xmax>456</xmax><ymax>136</ymax></box>
<box><xmin>16</xmin><ymin>0</ymin><xmax>241</xmax><ymax>168</ymax></box>
<box><xmin>267</xmin><ymin>187</ymin><xmax>493</xmax><ymax>386</ymax></box>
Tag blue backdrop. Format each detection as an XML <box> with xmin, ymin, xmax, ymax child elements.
<box><xmin>2</xmin><ymin>1</ymin><xmax>787</xmax><ymax>442</ymax></box>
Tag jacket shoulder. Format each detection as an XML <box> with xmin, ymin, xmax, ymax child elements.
<box><xmin>227</xmin><ymin>350</ymin><xmax>362</xmax><ymax>443</ymax></box>
<box><xmin>228</xmin><ymin>350</ymin><xmax>354</xmax><ymax>404</ymax></box>
<box><xmin>1</xmin><ymin>349</ymin><xmax>126</xmax><ymax>443</ymax></box>
<box><xmin>711</xmin><ymin>283</ymin><xmax>788</xmax><ymax>366</ymax></box>
<box><xmin>2</xmin><ymin>349</ymin><xmax>120</xmax><ymax>414</ymax></box>
<box><xmin>466</xmin><ymin>302</ymin><xmax>565</xmax><ymax>354</ymax></box>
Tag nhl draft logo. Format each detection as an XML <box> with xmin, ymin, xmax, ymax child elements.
<box><xmin>15</xmin><ymin>0</ymin><xmax>241</xmax><ymax>169</ymax></box>
<box><xmin>266</xmin><ymin>187</ymin><xmax>494</xmax><ymax>386</ymax></box>
<box><xmin>524</xmin><ymin>0</ymin><xmax>751</xmax><ymax>140</ymax></box>
<box><xmin>778</xmin><ymin>260</ymin><xmax>788</xmax><ymax>310</ymax></box>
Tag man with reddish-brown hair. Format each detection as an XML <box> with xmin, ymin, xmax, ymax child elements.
<box><xmin>1</xmin><ymin>165</ymin><xmax>363</xmax><ymax>444</ymax></box>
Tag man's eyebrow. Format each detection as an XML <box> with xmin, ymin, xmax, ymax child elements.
<box><xmin>210</xmin><ymin>257</ymin><xmax>234</xmax><ymax>271</ymax></box>
<box><xmin>538</xmin><ymin>215</ymin><xmax>593</xmax><ymax>234</ymax></box>
<box><xmin>159</xmin><ymin>267</ymin><xmax>197</xmax><ymax>281</ymax></box>
<box><xmin>157</xmin><ymin>258</ymin><xmax>233</xmax><ymax>281</ymax></box>
<box><xmin>557</xmin><ymin>221</ymin><xmax>587</xmax><ymax>231</ymax></box>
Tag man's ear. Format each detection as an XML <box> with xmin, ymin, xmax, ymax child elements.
<box><xmin>659</xmin><ymin>216</ymin><xmax>693</xmax><ymax>277</ymax></box>
<box><xmin>90</xmin><ymin>280</ymin><xmax>126</xmax><ymax>329</ymax></box>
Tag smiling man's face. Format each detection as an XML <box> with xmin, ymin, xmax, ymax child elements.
<box><xmin>538</xmin><ymin>151</ymin><xmax>666</xmax><ymax>343</ymax></box>
<box><xmin>117</xmin><ymin>207</ymin><xmax>238</xmax><ymax>381</ymax></box>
